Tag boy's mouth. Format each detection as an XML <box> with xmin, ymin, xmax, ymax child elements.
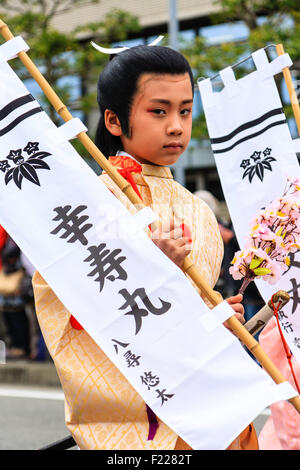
<box><xmin>163</xmin><ymin>142</ymin><xmax>183</xmax><ymax>149</ymax></box>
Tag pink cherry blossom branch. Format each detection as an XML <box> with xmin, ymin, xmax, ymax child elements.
<box><xmin>230</xmin><ymin>176</ymin><xmax>300</xmax><ymax>295</ymax></box>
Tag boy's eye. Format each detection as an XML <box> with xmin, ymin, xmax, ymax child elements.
<box><xmin>147</xmin><ymin>108</ymin><xmax>192</xmax><ymax>116</ymax></box>
<box><xmin>180</xmin><ymin>108</ymin><xmax>192</xmax><ymax>116</ymax></box>
<box><xmin>147</xmin><ymin>108</ymin><xmax>166</xmax><ymax>115</ymax></box>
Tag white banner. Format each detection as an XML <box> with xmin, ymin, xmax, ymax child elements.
<box><xmin>198</xmin><ymin>48</ymin><xmax>300</xmax><ymax>364</ymax></box>
<box><xmin>0</xmin><ymin>39</ymin><xmax>297</xmax><ymax>449</ymax></box>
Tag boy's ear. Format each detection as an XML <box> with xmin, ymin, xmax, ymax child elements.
<box><xmin>104</xmin><ymin>109</ymin><xmax>122</xmax><ymax>137</ymax></box>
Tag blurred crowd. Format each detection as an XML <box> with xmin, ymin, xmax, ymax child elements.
<box><xmin>0</xmin><ymin>225</ymin><xmax>48</xmax><ymax>361</ymax></box>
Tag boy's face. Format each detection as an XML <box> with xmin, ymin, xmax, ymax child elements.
<box><xmin>120</xmin><ymin>72</ymin><xmax>193</xmax><ymax>166</ymax></box>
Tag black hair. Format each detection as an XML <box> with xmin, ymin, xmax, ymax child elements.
<box><xmin>95</xmin><ymin>45</ymin><xmax>194</xmax><ymax>157</ymax></box>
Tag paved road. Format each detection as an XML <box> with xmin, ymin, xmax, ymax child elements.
<box><xmin>0</xmin><ymin>384</ymin><xmax>73</xmax><ymax>450</ymax></box>
<box><xmin>0</xmin><ymin>384</ymin><xmax>269</xmax><ymax>450</ymax></box>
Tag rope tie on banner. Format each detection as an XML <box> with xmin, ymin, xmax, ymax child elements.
<box><xmin>271</xmin><ymin>294</ymin><xmax>300</xmax><ymax>395</ymax></box>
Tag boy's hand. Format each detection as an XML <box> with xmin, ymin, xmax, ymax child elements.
<box><xmin>151</xmin><ymin>219</ymin><xmax>191</xmax><ymax>268</ymax></box>
<box><xmin>223</xmin><ymin>294</ymin><xmax>245</xmax><ymax>332</ymax></box>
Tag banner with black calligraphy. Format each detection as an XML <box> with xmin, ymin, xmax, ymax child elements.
<box><xmin>198</xmin><ymin>48</ymin><xmax>300</xmax><ymax>364</ymax></box>
<box><xmin>0</xmin><ymin>37</ymin><xmax>297</xmax><ymax>450</ymax></box>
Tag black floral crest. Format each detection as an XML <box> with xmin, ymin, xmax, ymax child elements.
<box><xmin>241</xmin><ymin>147</ymin><xmax>276</xmax><ymax>183</ymax></box>
<box><xmin>0</xmin><ymin>142</ymin><xmax>51</xmax><ymax>189</ymax></box>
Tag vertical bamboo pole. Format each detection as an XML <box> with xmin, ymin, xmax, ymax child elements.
<box><xmin>1</xmin><ymin>19</ymin><xmax>300</xmax><ymax>412</ymax></box>
<box><xmin>276</xmin><ymin>43</ymin><xmax>300</xmax><ymax>135</ymax></box>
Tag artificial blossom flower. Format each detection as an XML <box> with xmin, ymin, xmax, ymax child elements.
<box><xmin>230</xmin><ymin>177</ymin><xmax>300</xmax><ymax>294</ymax></box>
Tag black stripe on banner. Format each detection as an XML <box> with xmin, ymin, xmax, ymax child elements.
<box><xmin>0</xmin><ymin>94</ymin><xmax>35</xmax><ymax>121</ymax></box>
<box><xmin>0</xmin><ymin>106</ymin><xmax>43</xmax><ymax>137</ymax></box>
<box><xmin>210</xmin><ymin>108</ymin><xmax>284</xmax><ymax>144</ymax></box>
<box><xmin>212</xmin><ymin>119</ymin><xmax>287</xmax><ymax>154</ymax></box>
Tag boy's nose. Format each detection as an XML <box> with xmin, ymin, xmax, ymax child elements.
<box><xmin>167</xmin><ymin>116</ymin><xmax>183</xmax><ymax>135</ymax></box>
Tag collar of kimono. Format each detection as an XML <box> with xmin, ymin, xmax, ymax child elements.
<box><xmin>108</xmin><ymin>155</ymin><xmax>173</xmax><ymax>179</ymax></box>
<box><xmin>108</xmin><ymin>155</ymin><xmax>143</xmax><ymax>200</ymax></box>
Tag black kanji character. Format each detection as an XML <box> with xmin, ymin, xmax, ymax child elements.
<box><xmin>282</xmin><ymin>321</ymin><xmax>294</xmax><ymax>334</ymax></box>
<box><xmin>118</xmin><ymin>287</ymin><xmax>171</xmax><ymax>335</ymax></box>
<box><xmin>287</xmin><ymin>278</ymin><xmax>300</xmax><ymax>314</ymax></box>
<box><xmin>84</xmin><ymin>243</ymin><xmax>127</xmax><ymax>292</ymax></box>
<box><xmin>141</xmin><ymin>371</ymin><xmax>160</xmax><ymax>390</ymax></box>
<box><xmin>51</xmin><ymin>204</ymin><xmax>92</xmax><ymax>245</ymax></box>
<box><xmin>283</xmin><ymin>251</ymin><xmax>300</xmax><ymax>275</ymax></box>
<box><xmin>155</xmin><ymin>388</ymin><xmax>174</xmax><ymax>406</ymax></box>
<box><xmin>124</xmin><ymin>350</ymin><xmax>141</xmax><ymax>368</ymax></box>
<box><xmin>112</xmin><ymin>339</ymin><xmax>130</xmax><ymax>354</ymax></box>
<box><xmin>293</xmin><ymin>337</ymin><xmax>300</xmax><ymax>349</ymax></box>
<box><xmin>278</xmin><ymin>309</ymin><xmax>288</xmax><ymax>322</ymax></box>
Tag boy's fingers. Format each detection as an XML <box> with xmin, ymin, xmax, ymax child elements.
<box><xmin>233</xmin><ymin>312</ymin><xmax>245</xmax><ymax>324</ymax></box>
<box><xmin>231</xmin><ymin>303</ymin><xmax>245</xmax><ymax>315</ymax></box>
<box><xmin>227</xmin><ymin>294</ymin><xmax>243</xmax><ymax>304</ymax></box>
<box><xmin>161</xmin><ymin>218</ymin><xmax>175</xmax><ymax>233</ymax></box>
<box><xmin>152</xmin><ymin>219</ymin><xmax>176</xmax><ymax>238</ymax></box>
<box><xmin>169</xmin><ymin>228</ymin><xmax>185</xmax><ymax>240</ymax></box>
<box><xmin>179</xmin><ymin>223</ymin><xmax>192</xmax><ymax>243</ymax></box>
<box><xmin>176</xmin><ymin>237</ymin><xmax>191</xmax><ymax>247</ymax></box>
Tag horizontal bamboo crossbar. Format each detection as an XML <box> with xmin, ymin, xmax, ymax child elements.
<box><xmin>1</xmin><ymin>19</ymin><xmax>300</xmax><ymax>413</ymax></box>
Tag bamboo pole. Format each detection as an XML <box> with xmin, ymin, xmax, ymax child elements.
<box><xmin>276</xmin><ymin>43</ymin><xmax>300</xmax><ymax>135</ymax></box>
<box><xmin>1</xmin><ymin>19</ymin><xmax>300</xmax><ymax>412</ymax></box>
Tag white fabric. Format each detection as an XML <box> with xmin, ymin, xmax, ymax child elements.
<box><xmin>198</xmin><ymin>49</ymin><xmax>300</xmax><ymax>364</ymax></box>
<box><xmin>219</xmin><ymin>67</ymin><xmax>240</xmax><ymax>97</ymax></box>
<box><xmin>130</xmin><ymin>207</ymin><xmax>158</xmax><ymax>231</ymax></box>
<box><xmin>293</xmin><ymin>138</ymin><xmax>300</xmax><ymax>153</ymax></box>
<box><xmin>0</xmin><ymin>53</ymin><xmax>297</xmax><ymax>450</ymax></box>
<box><xmin>0</xmin><ymin>37</ymin><xmax>29</xmax><ymax>63</ymax></box>
<box><xmin>200</xmin><ymin>300</ymin><xmax>235</xmax><ymax>332</ymax></box>
<box><xmin>46</xmin><ymin>117</ymin><xmax>87</xmax><ymax>144</ymax></box>
<box><xmin>252</xmin><ymin>49</ymin><xmax>292</xmax><ymax>80</ymax></box>
<box><xmin>270</xmin><ymin>381</ymin><xmax>298</xmax><ymax>402</ymax></box>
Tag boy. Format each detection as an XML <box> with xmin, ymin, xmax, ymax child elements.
<box><xmin>33</xmin><ymin>44</ymin><xmax>255</xmax><ymax>450</ymax></box>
